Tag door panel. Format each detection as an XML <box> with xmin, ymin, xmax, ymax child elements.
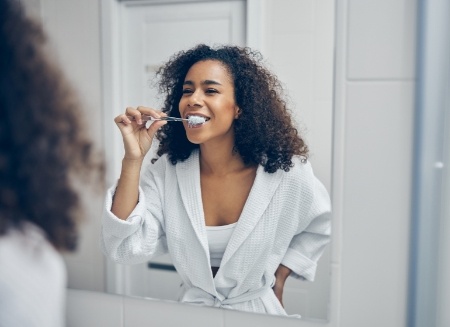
<box><xmin>121</xmin><ymin>1</ymin><xmax>246</xmax><ymax>110</ymax></box>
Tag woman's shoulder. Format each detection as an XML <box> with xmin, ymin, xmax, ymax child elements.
<box><xmin>0</xmin><ymin>222</ymin><xmax>65</xmax><ymax>276</ymax></box>
<box><xmin>279</xmin><ymin>156</ymin><xmax>319</xmax><ymax>189</ymax></box>
<box><xmin>0</xmin><ymin>223</ymin><xmax>66</xmax><ymax>325</ymax></box>
<box><xmin>288</xmin><ymin>155</ymin><xmax>314</xmax><ymax>175</ymax></box>
<box><xmin>278</xmin><ymin>157</ymin><xmax>330</xmax><ymax>208</ymax></box>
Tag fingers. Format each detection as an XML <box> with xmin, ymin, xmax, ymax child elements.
<box><xmin>114</xmin><ymin>106</ymin><xmax>166</xmax><ymax>127</ymax></box>
<box><xmin>146</xmin><ymin>119</ymin><xmax>167</xmax><ymax>138</ymax></box>
<box><xmin>133</xmin><ymin>106</ymin><xmax>166</xmax><ymax>124</ymax></box>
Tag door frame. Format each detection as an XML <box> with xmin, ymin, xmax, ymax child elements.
<box><xmin>100</xmin><ymin>0</ymin><xmax>262</xmax><ymax>294</ymax></box>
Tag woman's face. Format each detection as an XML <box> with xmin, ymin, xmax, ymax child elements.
<box><xmin>179</xmin><ymin>60</ymin><xmax>239</xmax><ymax>146</ymax></box>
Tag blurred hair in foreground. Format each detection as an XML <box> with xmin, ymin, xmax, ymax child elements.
<box><xmin>0</xmin><ymin>0</ymin><xmax>104</xmax><ymax>251</ymax></box>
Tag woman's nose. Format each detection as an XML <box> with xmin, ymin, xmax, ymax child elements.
<box><xmin>187</xmin><ymin>89</ymin><xmax>203</xmax><ymax>107</ymax></box>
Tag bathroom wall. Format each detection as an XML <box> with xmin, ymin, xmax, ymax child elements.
<box><xmin>262</xmin><ymin>0</ymin><xmax>334</xmax><ymax>191</ymax></box>
<box><xmin>259</xmin><ymin>0</ymin><xmax>334</xmax><ymax>318</ymax></box>
<box><xmin>23</xmin><ymin>0</ymin><xmax>418</xmax><ymax>326</ymax></box>
<box><xmin>337</xmin><ymin>1</ymin><xmax>416</xmax><ymax>325</ymax></box>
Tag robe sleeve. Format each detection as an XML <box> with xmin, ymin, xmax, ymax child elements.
<box><xmin>100</xmin><ymin>161</ymin><xmax>168</xmax><ymax>264</ymax></box>
<box><xmin>280</xmin><ymin>171</ymin><xmax>331</xmax><ymax>281</ymax></box>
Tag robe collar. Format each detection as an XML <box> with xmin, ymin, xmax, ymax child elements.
<box><xmin>175</xmin><ymin>150</ymin><xmax>284</xmax><ymax>281</ymax></box>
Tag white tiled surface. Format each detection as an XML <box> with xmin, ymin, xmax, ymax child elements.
<box><xmin>333</xmin><ymin>0</ymin><xmax>416</xmax><ymax>325</ymax></box>
<box><xmin>123</xmin><ymin>296</ymin><xmax>224</xmax><ymax>327</ymax></box>
<box><xmin>340</xmin><ymin>82</ymin><xmax>414</xmax><ymax>326</ymax></box>
<box><xmin>347</xmin><ymin>0</ymin><xmax>417</xmax><ymax>80</ymax></box>
<box><xmin>328</xmin><ymin>263</ymin><xmax>340</xmax><ymax>325</ymax></box>
<box><xmin>64</xmin><ymin>259</ymin><xmax>103</xmax><ymax>292</ymax></box>
<box><xmin>283</xmin><ymin>288</ymin><xmax>310</xmax><ymax>317</ymax></box>
<box><xmin>67</xmin><ymin>289</ymin><xmax>123</xmax><ymax>327</ymax></box>
<box><xmin>143</xmin><ymin>267</ymin><xmax>183</xmax><ymax>301</ymax></box>
<box><xmin>224</xmin><ymin>307</ymin><xmax>335</xmax><ymax>327</ymax></box>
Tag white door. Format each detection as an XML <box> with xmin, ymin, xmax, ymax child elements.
<box><xmin>121</xmin><ymin>0</ymin><xmax>246</xmax><ymax>111</ymax></box>
<box><xmin>116</xmin><ymin>0</ymin><xmax>246</xmax><ymax>300</ymax></box>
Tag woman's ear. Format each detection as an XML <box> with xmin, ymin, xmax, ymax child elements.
<box><xmin>234</xmin><ymin>107</ymin><xmax>241</xmax><ymax>119</ymax></box>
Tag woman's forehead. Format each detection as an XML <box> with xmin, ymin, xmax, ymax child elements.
<box><xmin>184</xmin><ymin>60</ymin><xmax>233</xmax><ymax>84</ymax></box>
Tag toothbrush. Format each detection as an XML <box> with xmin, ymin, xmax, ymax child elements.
<box><xmin>127</xmin><ymin>115</ymin><xmax>207</xmax><ymax>126</ymax></box>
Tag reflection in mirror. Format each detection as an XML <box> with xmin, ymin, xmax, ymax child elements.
<box><xmin>102</xmin><ymin>0</ymin><xmax>335</xmax><ymax>321</ymax></box>
<box><xmin>22</xmin><ymin>0</ymin><xmax>335</xmax><ymax>322</ymax></box>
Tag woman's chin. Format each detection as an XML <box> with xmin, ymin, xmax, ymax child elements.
<box><xmin>185</xmin><ymin>135</ymin><xmax>203</xmax><ymax>145</ymax></box>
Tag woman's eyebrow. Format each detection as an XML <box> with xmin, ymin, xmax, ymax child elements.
<box><xmin>183</xmin><ymin>80</ymin><xmax>222</xmax><ymax>86</ymax></box>
<box><xmin>202</xmin><ymin>79</ymin><xmax>222</xmax><ymax>86</ymax></box>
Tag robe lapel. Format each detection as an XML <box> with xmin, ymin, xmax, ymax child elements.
<box><xmin>175</xmin><ymin>151</ymin><xmax>211</xmax><ymax>268</ymax></box>
<box><xmin>218</xmin><ymin>165</ymin><xmax>284</xmax><ymax>270</ymax></box>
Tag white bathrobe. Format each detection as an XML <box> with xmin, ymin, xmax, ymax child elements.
<box><xmin>101</xmin><ymin>150</ymin><xmax>331</xmax><ymax>316</ymax></box>
<box><xmin>0</xmin><ymin>222</ymin><xmax>66</xmax><ymax>327</ymax></box>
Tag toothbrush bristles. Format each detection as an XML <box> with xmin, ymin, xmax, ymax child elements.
<box><xmin>187</xmin><ymin>116</ymin><xmax>207</xmax><ymax>126</ymax></box>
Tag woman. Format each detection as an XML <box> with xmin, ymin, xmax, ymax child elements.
<box><xmin>0</xmin><ymin>1</ymin><xmax>103</xmax><ymax>326</ymax></box>
<box><xmin>101</xmin><ymin>44</ymin><xmax>331</xmax><ymax>316</ymax></box>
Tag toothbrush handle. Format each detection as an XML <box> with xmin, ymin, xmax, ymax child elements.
<box><xmin>127</xmin><ymin>115</ymin><xmax>187</xmax><ymax>122</ymax></box>
<box><xmin>155</xmin><ymin>116</ymin><xmax>187</xmax><ymax>122</ymax></box>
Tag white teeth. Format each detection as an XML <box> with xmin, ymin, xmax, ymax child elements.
<box><xmin>187</xmin><ymin>115</ymin><xmax>207</xmax><ymax>127</ymax></box>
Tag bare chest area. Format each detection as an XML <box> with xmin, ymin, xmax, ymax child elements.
<box><xmin>201</xmin><ymin>167</ymin><xmax>257</xmax><ymax>226</ymax></box>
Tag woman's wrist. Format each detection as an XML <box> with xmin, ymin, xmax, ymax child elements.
<box><xmin>275</xmin><ymin>264</ymin><xmax>292</xmax><ymax>282</ymax></box>
<box><xmin>117</xmin><ymin>157</ymin><xmax>143</xmax><ymax>189</ymax></box>
<box><xmin>121</xmin><ymin>157</ymin><xmax>144</xmax><ymax>173</ymax></box>
<box><xmin>122</xmin><ymin>156</ymin><xmax>144</xmax><ymax>165</ymax></box>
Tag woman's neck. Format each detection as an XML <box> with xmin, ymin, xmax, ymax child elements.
<box><xmin>199</xmin><ymin>143</ymin><xmax>247</xmax><ymax>176</ymax></box>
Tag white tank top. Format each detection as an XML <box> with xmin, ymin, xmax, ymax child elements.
<box><xmin>205</xmin><ymin>222</ymin><xmax>237</xmax><ymax>267</ymax></box>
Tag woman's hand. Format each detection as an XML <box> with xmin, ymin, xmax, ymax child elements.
<box><xmin>114</xmin><ymin>106</ymin><xmax>167</xmax><ymax>160</ymax></box>
<box><xmin>273</xmin><ymin>264</ymin><xmax>292</xmax><ymax>307</ymax></box>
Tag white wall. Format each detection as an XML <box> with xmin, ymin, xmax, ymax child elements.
<box><xmin>336</xmin><ymin>0</ymin><xmax>416</xmax><ymax>326</ymax></box>
<box><xmin>258</xmin><ymin>0</ymin><xmax>334</xmax><ymax>319</ymax></box>
<box><xmin>438</xmin><ymin>107</ymin><xmax>450</xmax><ymax>326</ymax></box>
<box><xmin>262</xmin><ymin>0</ymin><xmax>334</xmax><ymax>192</ymax></box>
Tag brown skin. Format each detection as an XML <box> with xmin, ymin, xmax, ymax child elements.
<box><xmin>112</xmin><ymin>106</ymin><xmax>166</xmax><ymax>219</ymax></box>
<box><xmin>273</xmin><ymin>264</ymin><xmax>292</xmax><ymax>306</ymax></box>
<box><xmin>200</xmin><ymin>164</ymin><xmax>256</xmax><ymax>226</ymax></box>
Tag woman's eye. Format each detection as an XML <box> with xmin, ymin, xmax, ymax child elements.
<box><xmin>182</xmin><ymin>89</ymin><xmax>192</xmax><ymax>94</ymax></box>
<box><xmin>205</xmin><ymin>88</ymin><xmax>218</xmax><ymax>94</ymax></box>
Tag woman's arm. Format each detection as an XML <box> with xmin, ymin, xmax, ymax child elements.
<box><xmin>273</xmin><ymin>264</ymin><xmax>292</xmax><ymax>307</ymax></box>
<box><xmin>101</xmin><ymin>160</ymin><xmax>169</xmax><ymax>264</ymax></box>
<box><xmin>111</xmin><ymin>158</ymin><xmax>143</xmax><ymax>219</ymax></box>
<box><xmin>111</xmin><ymin>106</ymin><xmax>166</xmax><ymax>220</ymax></box>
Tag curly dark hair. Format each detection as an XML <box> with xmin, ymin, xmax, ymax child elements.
<box><xmin>154</xmin><ymin>44</ymin><xmax>308</xmax><ymax>173</ymax></box>
<box><xmin>0</xmin><ymin>0</ymin><xmax>103</xmax><ymax>251</ymax></box>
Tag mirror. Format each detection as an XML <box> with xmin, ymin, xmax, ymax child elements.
<box><xmin>23</xmin><ymin>0</ymin><xmax>335</xmax><ymax>322</ymax></box>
